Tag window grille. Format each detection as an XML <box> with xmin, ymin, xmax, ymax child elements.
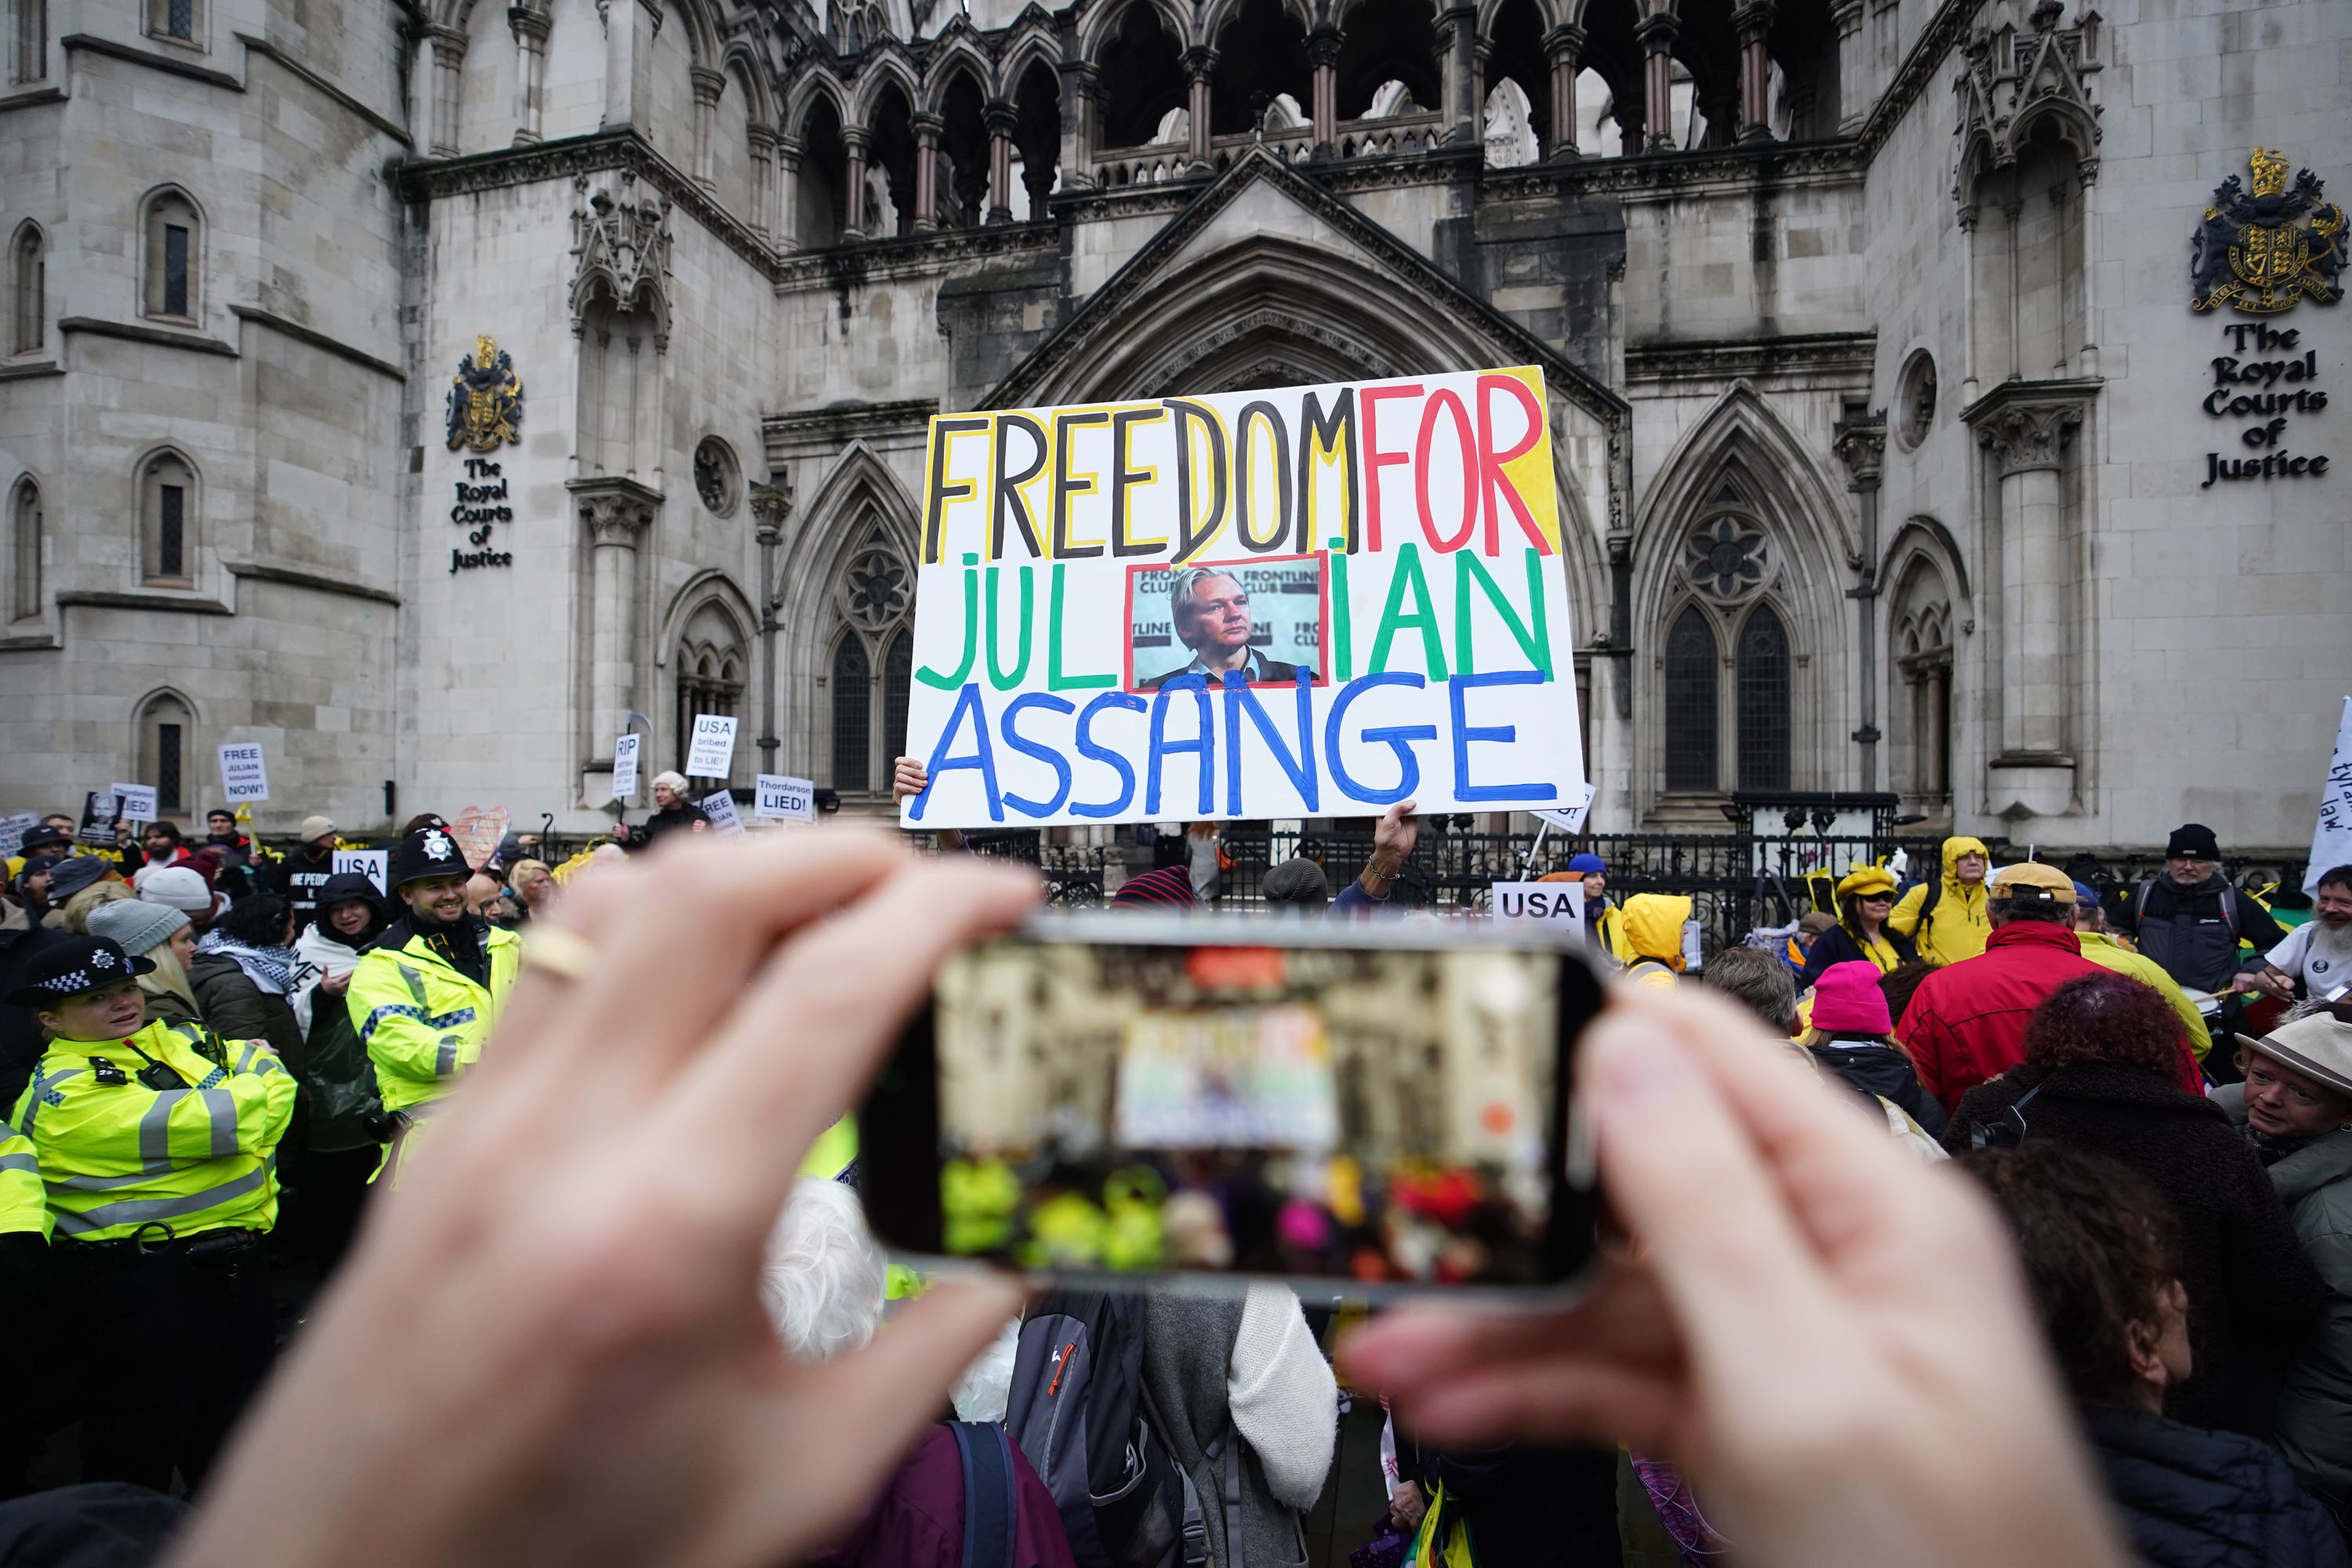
<box><xmin>1736</xmin><ymin>605</ymin><xmax>1791</xmax><ymax>790</ymax></box>
<box><xmin>832</xmin><ymin>635</ymin><xmax>871</xmax><ymax>793</ymax></box>
<box><xmin>1663</xmin><ymin>605</ymin><xmax>1718</xmax><ymax>791</ymax></box>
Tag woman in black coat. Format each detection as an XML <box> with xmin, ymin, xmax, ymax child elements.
<box><xmin>1944</xmin><ymin>973</ymin><xmax>2324</xmax><ymax>1437</ymax></box>
<box><xmin>1962</xmin><ymin>1142</ymin><xmax>2350</xmax><ymax>1568</ymax></box>
<box><xmin>1798</xmin><ymin>866</ymin><xmax>1917</xmax><ymax>989</ymax></box>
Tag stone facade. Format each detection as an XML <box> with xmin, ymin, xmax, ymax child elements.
<box><xmin>2</xmin><ymin>0</ymin><xmax>2346</xmax><ymax>851</ymax></box>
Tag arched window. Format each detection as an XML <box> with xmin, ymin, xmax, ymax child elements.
<box><xmin>1663</xmin><ymin>605</ymin><xmax>1718</xmax><ymax>792</ymax></box>
<box><xmin>1893</xmin><ymin>557</ymin><xmax>1955</xmax><ymax>804</ymax></box>
<box><xmin>8</xmin><ymin>475</ymin><xmax>38</xmax><ymax>621</ymax></box>
<box><xmin>1736</xmin><ymin>604</ymin><xmax>1791</xmax><ymax>790</ymax></box>
<box><xmin>9</xmin><ymin>222</ymin><xmax>40</xmax><ymax>354</ymax></box>
<box><xmin>136</xmin><ymin>691</ymin><xmax>194</xmax><ymax>815</ymax></box>
<box><xmin>882</xmin><ymin>628</ymin><xmax>913</xmax><ymax>764</ymax></box>
<box><xmin>673</xmin><ymin>602</ymin><xmax>748</xmax><ymax>784</ymax></box>
<box><xmin>141</xmin><ymin>189</ymin><xmax>201</xmax><ymax>321</ymax></box>
<box><xmin>137</xmin><ymin>448</ymin><xmax>196</xmax><ymax>585</ymax></box>
<box><xmin>830</xmin><ymin>633</ymin><xmax>871</xmax><ymax>793</ymax></box>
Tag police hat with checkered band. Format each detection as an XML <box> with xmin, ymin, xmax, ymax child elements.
<box><xmin>5</xmin><ymin>935</ymin><xmax>154</xmax><ymax>1008</ymax></box>
<box><xmin>387</xmin><ymin>824</ymin><xmax>470</xmax><ymax>891</ymax></box>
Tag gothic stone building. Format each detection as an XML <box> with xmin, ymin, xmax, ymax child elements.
<box><xmin>1</xmin><ymin>0</ymin><xmax>2346</xmax><ymax>846</ymax></box>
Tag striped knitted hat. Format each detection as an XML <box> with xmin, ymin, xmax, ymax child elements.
<box><xmin>1110</xmin><ymin>866</ymin><xmax>1200</xmax><ymax>909</ymax></box>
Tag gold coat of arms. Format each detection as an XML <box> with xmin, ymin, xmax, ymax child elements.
<box><xmin>2191</xmin><ymin>147</ymin><xmax>2347</xmax><ymax>315</ymax></box>
<box><xmin>445</xmin><ymin>335</ymin><xmax>524</xmax><ymax>452</ymax></box>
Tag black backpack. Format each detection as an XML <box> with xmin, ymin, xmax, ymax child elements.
<box><xmin>949</xmin><ymin>1421</ymin><xmax>1022</xmax><ymax>1568</ymax></box>
<box><xmin>1004</xmin><ymin>1290</ymin><xmax>1207</xmax><ymax>1568</ymax></box>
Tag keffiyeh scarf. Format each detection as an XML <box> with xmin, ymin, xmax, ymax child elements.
<box><xmin>194</xmin><ymin>928</ymin><xmax>298</xmax><ymax>996</ymax></box>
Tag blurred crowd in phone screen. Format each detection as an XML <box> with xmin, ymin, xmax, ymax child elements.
<box><xmin>4</xmin><ymin>789</ymin><xmax>2352</xmax><ymax>1568</ymax></box>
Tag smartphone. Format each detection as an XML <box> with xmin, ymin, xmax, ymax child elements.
<box><xmin>858</xmin><ymin>910</ymin><xmax>1607</xmax><ymax>1298</ymax></box>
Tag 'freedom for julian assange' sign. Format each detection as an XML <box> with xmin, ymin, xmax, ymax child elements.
<box><xmin>899</xmin><ymin>368</ymin><xmax>1587</xmax><ymax>829</ymax></box>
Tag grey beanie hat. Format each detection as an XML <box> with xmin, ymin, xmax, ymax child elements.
<box><xmin>1261</xmin><ymin>855</ymin><xmax>1331</xmax><ymax>908</ymax></box>
<box><xmin>85</xmin><ymin>897</ymin><xmax>191</xmax><ymax>958</ymax></box>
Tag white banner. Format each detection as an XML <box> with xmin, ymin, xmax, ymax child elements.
<box><xmin>332</xmin><ymin>849</ymin><xmax>390</xmax><ymax>895</ymax></box>
<box><xmin>1490</xmin><ymin>880</ymin><xmax>1584</xmax><ymax>930</ymax></box>
<box><xmin>219</xmin><ymin>742</ymin><xmax>270</xmax><ymax>803</ymax></box>
<box><xmin>685</xmin><ymin>714</ymin><xmax>739</xmax><ymax>780</ymax></box>
<box><xmin>0</xmin><ymin>814</ymin><xmax>35</xmax><ymax>859</ymax></box>
<box><xmin>2309</xmin><ymin>695</ymin><xmax>2352</xmax><ymax>894</ymax></box>
<box><xmin>899</xmin><ymin>368</ymin><xmax>1586</xmax><ymax>830</ymax></box>
<box><xmin>755</xmin><ymin>774</ymin><xmax>817</xmax><ymax>822</ymax></box>
<box><xmin>111</xmin><ymin>783</ymin><xmax>158</xmax><ymax>824</ymax></box>
<box><xmin>612</xmin><ymin>733</ymin><xmax>641</xmax><ymax>801</ymax></box>
<box><xmin>700</xmin><ymin>790</ymin><xmax>747</xmax><ymax>837</ymax></box>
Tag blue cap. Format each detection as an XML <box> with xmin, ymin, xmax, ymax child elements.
<box><xmin>1566</xmin><ymin>853</ymin><xmax>1606</xmax><ymax>875</ymax></box>
<box><xmin>2072</xmin><ymin>880</ymin><xmax>2100</xmax><ymax>907</ymax></box>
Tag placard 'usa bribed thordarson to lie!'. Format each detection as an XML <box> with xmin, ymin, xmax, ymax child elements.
<box><xmin>899</xmin><ymin>368</ymin><xmax>1588</xmax><ymax>830</ymax></box>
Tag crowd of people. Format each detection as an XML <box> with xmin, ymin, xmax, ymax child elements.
<box><xmin>0</xmin><ymin>782</ymin><xmax>2348</xmax><ymax>1568</ymax></box>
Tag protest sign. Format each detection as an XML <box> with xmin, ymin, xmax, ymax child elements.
<box><xmin>0</xmin><ymin>814</ymin><xmax>35</xmax><ymax>859</ymax></box>
<box><xmin>612</xmin><ymin>734</ymin><xmax>641</xmax><ymax>801</ymax></box>
<box><xmin>219</xmin><ymin>742</ymin><xmax>270</xmax><ymax>804</ymax></box>
<box><xmin>112</xmin><ymin>783</ymin><xmax>158</xmax><ymax>824</ymax></box>
<box><xmin>78</xmin><ymin>792</ymin><xmax>119</xmax><ymax>849</ymax></box>
<box><xmin>685</xmin><ymin>714</ymin><xmax>738</xmax><ymax>780</ymax></box>
<box><xmin>898</xmin><ymin>368</ymin><xmax>1584</xmax><ymax>829</ymax></box>
<box><xmin>2309</xmin><ymin>695</ymin><xmax>2352</xmax><ymax>895</ymax></box>
<box><xmin>332</xmin><ymin>849</ymin><xmax>390</xmax><ymax>895</ymax></box>
<box><xmin>1532</xmin><ymin>780</ymin><xmax>1598</xmax><ymax>837</ymax></box>
<box><xmin>755</xmin><ymin>774</ymin><xmax>817</xmax><ymax>822</ymax></box>
<box><xmin>700</xmin><ymin>790</ymin><xmax>746</xmax><ymax>836</ymax></box>
<box><xmin>450</xmin><ymin>807</ymin><xmax>510</xmax><ymax>870</ymax></box>
<box><xmin>1490</xmin><ymin>880</ymin><xmax>1584</xmax><ymax>930</ymax></box>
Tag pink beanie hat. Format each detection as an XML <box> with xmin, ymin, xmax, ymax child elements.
<box><xmin>1811</xmin><ymin>961</ymin><xmax>1893</xmax><ymax>1035</ymax></box>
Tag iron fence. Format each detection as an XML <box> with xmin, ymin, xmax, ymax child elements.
<box><xmin>252</xmin><ymin>825</ymin><xmax>2315</xmax><ymax>946</ymax></box>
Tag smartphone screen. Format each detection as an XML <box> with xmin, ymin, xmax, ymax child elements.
<box><xmin>859</xmin><ymin>915</ymin><xmax>1605</xmax><ymax>1292</ymax></box>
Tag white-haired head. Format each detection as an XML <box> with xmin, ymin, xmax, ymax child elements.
<box><xmin>652</xmin><ymin>770</ymin><xmax>691</xmax><ymax>797</ymax></box>
<box><xmin>761</xmin><ymin>1178</ymin><xmax>888</xmax><ymax>1363</ymax></box>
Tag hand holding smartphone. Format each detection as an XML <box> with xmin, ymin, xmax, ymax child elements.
<box><xmin>858</xmin><ymin>912</ymin><xmax>1606</xmax><ymax>1296</ymax></box>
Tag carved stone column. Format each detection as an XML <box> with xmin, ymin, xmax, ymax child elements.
<box><xmin>983</xmin><ymin>100</ymin><xmax>1017</xmax><ymax>223</ymax></box>
<box><xmin>1307</xmin><ymin>26</ymin><xmax>1341</xmax><ymax>155</ymax></box>
<box><xmin>1184</xmin><ymin>46</ymin><xmax>1215</xmax><ymax>170</ymax></box>
<box><xmin>603</xmin><ymin>0</ymin><xmax>653</xmax><ymax>134</ymax></box>
<box><xmin>842</xmin><ymin>125</ymin><xmax>870</xmax><ymax>239</ymax></box>
<box><xmin>1435</xmin><ymin>4</ymin><xmax>1477</xmax><ymax>145</ymax></box>
<box><xmin>690</xmin><ymin>66</ymin><xmax>724</xmax><ymax>188</ymax></box>
<box><xmin>1634</xmin><ymin>12</ymin><xmax>1677</xmax><ymax>151</ymax></box>
<box><xmin>913</xmin><ymin>112</ymin><xmax>943</xmax><ymax>230</ymax></box>
<box><xmin>1830</xmin><ymin>0</ymin><xmax>1864</xmax><ymax>132</ymax></box>
<box><xmin>1058</xmin><ymin>48</ymin><xmax>1098</xmax><ymax>191</ymax></box>
<box><xmin>1544</xmin><ymin>24</ymin><xmax>1584</xmax><ymax>159</ymax></box>
<box><xmin>508</xmin><ymin>5</ymin><xmax>550</xmax><ymax>143</ymax></box>
<box><xmin>750</xmin><ymin>477</ymin><xmax>793</xmax><ymax>777</ymax></box>
<box><xmin>428</xmin><ymin>24</ymin><xmax>466</xmax><ymax>156</ymax></box>
<box><xmin>571</xmin><ymin>477</ymin><xmax>659</xmax><ymax>801</ymax></box>
<box><xmin>746</xmin><ymin>123</ymin><xmax>776</xmax><ymax>237</ymax></box>
<box><xmin>776</xmin><ymin>138</ymin><xmax>803</xmax><ymax>250</ymax></box>
<box><xmin>1732</xmin><ymin>0</ymin><xmax>1774</xmax><ymax>142</ymax></box>
<box><xmin>1833</xmin><ymin>410</ymin><xmax>1887</xmax><ymax>790</ymax></box>
<box><xmin>1966</xmin><ymin>384</ymin><xmax>2093</xmax><ymax>815</ymax></box>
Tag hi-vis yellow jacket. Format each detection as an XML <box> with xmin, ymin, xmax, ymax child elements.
<box><xmin>8</xmin><ymin>1020</ymin><xmax>295</xmax><ymax>1243</ymax></box>
<box><xmin>347</xmin><ymin>922</ymin><xmax>521</xmax><ymax>1116</ymax></box>
<box><xmin>0</xmin><ymin>1120</ymin><xmax>48</xmax><ymax>1240</ymax></box>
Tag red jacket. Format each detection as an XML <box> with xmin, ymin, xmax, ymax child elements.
<box><xmin>1898</xmin><ymin>922</ymin><xmax>2201</xmax><ymax>1113</ymax></box>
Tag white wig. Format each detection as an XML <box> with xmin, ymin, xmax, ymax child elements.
<box><xmin>652</xmin><ymin>770</ymin><xmax>691</xmax><ymax>797</ymax></box>
<box><xmin>761</xmin><ymin>1178</ymin><xmax>888</xmax><ymax>1363</ymax></box>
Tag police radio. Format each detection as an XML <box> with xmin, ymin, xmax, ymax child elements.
<box><xmin>114</xmin><ymin>1042</ymin><xmax>190</xmax><ymax>1092</ymax></box>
